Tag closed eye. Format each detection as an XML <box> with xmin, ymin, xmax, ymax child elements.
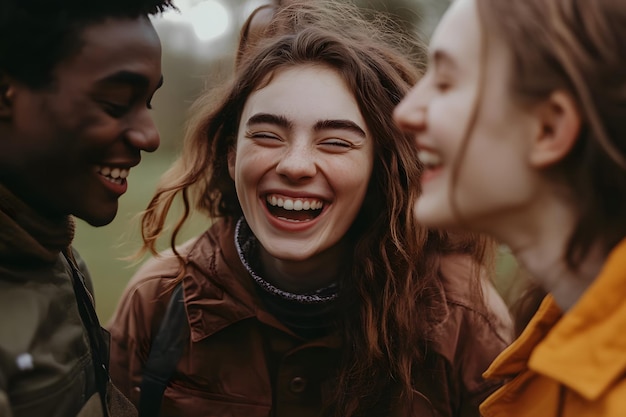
<box><xmin>324</xmin><ymin>139</ymin><xmax>350</xmax><ymax>147</ymax></box>
<box><xmin>320</xmin><ymin>138</ymin><xmax>353</xmax><ymax>151</ymax></box>
<box><xmin>100</xmin><ymin>101</ymin><xmax>130</xmax><ymax>118</ymax></box>
<box><xmin>436</xmin><ymin>81</ymin><xmax>451</xmax><ymax>92</ymax></box>
<box><xmin>245</xmin><ymin>131</ymin><xmax>282</xmax><ymax>143</ymax></box>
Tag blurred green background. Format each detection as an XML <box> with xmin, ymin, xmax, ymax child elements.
<box><xmin>74</xmin><ymin>152</ymin><xmax>211</xmax><ymax>322</ymax></box>
<box><xmin>73</xmin><ymin>0</ymin><xmax>525</xmax><ymax>323</ymax></box>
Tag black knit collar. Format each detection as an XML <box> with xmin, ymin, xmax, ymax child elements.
<box><xmin>234</xmin><ymin>217</ymin><xmax>339</xmax><ymax>304</ymax></box>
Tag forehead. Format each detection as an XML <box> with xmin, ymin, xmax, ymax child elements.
<box><xmin>242</xmin><ymin>64</ymin><xmax>365</xmax><ymax>123</ymax></box>
<box><xmin>54</xmin><ymin>16</ymin><xmax>162</xmax><ymax>84</ymax></box>
<box><xmin>428</xmin><ymin>0</ymin><xmax>481</xmax><ymax>68</ymax></box>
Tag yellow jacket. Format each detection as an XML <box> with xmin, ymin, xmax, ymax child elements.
<box><xmin>480</xmin><ymin>238</ymin><xmax>626</xmax><ymax>417</ymax></box>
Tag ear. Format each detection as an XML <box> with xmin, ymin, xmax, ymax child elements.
<box><xmin>0</xmin><ymin>73</ymin><xmax>16</xmax><ymax>119</ymax></box>
<box><xmin>529</xmin><ymin>91</ymin><xmax>581</xmax><ymax>168</ymax></box>
<box><xmin>227</xmin><ymin>146</ymin><xmax>236</xmax><ymax>181</ymax></box>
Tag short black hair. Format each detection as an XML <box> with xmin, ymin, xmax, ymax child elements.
<box><xmin>0</xmin><ymin>0</ymin><xmax>176</xmax><ymax>88</ymax></box>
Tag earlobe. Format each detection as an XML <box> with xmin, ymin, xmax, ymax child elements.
<box><xmin>0</xmin><ymin>74</ymin><xmax>15</xmax><ymax>119</ymax></box>
<box><xmin>530</xmin><ymin>91</ymin><xmax>581</xmax><ymax>168</ymax></box>
<box><xmin>227</xmin><ymin>147</ymin><xmax>236</xmax><ymax>181</ymax></box>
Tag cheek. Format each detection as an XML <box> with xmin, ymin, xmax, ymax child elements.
<box><xmin>333</xmin><ymin>158</ymin><xmax>373</xmax><ymax>205</ymax></box>
<box><xmin>429</xmin><ymin>98</ymin><xmax>471</xmax><ymax>149</ymax></box>
<box><xmin>457</xmin><ymin>127</ymin><xmax>534</xmax><ymax>211</ymax></box>
<box><xmin>232</xmin><ymin>148</ymin><xmax>271</xmax><ymax>187</ymax></box>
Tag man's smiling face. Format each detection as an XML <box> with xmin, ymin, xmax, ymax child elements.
<box><xmin>1</xmin><ymin>16</ymin><xmax>163</xmax><ymax>226</ymax></box>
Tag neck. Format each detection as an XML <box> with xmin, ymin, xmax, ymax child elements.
<box><xmin>234</xmin><ymin>217</ymin><xmax>342</xmax><ymax>297</ymax></box>
<box><xmin>258</xmin><ymin>240</ymin><xmax>346</xmax><ymax>294</ymax></box>
<box><xmin>491</xmin><ymin>191</ymin><xmax>603</xmax><ymax>311</ymax></box>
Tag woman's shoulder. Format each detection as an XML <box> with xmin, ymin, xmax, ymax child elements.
<box><xmin>432</xmin><ymin>253</ymin><xmax>514</xmax><ymax>365</ymax></box>
<box><xmin>122</xmin><ymin>219</ymin><xmax>238</xmax><ymax>301</ymax></box>
<box><xmin>421</xmin><ymin>254</ymin><xmax>514</xmax><ymax>403</ymax></box>
<box><xmin>438</xmin><ymin>254</ymin><xmax>512</xmax><ymax>325</ymax></box>
<box><xmin>129</xmin><ymin>237</ymin><xmax>200</xmax><ymax>289</ymax></box>
<box><xmin>130</xmin><ymin>220</ymin><xmax>233</xmax><ymax>286</ymax></box>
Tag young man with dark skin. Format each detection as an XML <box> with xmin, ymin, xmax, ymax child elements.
<box><xmin>0</xmin><ymin>0</ymin><xmax>174</xmax><ymax>416</ymax></box>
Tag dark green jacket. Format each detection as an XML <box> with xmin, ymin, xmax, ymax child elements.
<box><xmin>0</xmin><ymin>181</ymin><xmax>135</xmax><ymax>417</ymax></box>
<box><xmin>0</xmin><ymin>250</ymin><xmax>102</xmax><ymax>417</ymax></box>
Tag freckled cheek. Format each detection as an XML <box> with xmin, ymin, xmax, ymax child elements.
<box><xmin>331</xmin><ymin>160</ymin><xmax>373</xmax><ymax>196</ymax></box>
<box><xmin>232</xmin><ymin>151</ymin><xmax>274</xmax><ymax>186</ymax></box>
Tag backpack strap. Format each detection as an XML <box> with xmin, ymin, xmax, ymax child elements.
<box><xmin>63</xmin><ymin>250</ymin><xmax>111</xmax><ymax>417</ymax></box>
<box><xmin>139</xmin><ymin>282</ymin><xmax>188</xmax><ymax>417</ymax></box>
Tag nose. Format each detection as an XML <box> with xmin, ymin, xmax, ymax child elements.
<box><xmin>394</xmin><ymin>82</ymin><xmax>427</xmax><ymax>134</ymax></box>
<box><xmin>125</xmin><ymin>109</ymin><xmax>160</xmax><ymax>153</ymax></box>
<box><xmin>275</xmin><ymin>142</ymin><xmax>316</xmax><ymax>181</ymax></box>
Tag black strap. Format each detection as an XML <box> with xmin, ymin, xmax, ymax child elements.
<box><xmin>63</xmin><ymin>250</ymin><xmax>110</xmax><ymax>417</ymax></box>
<box><xmin>139</xmin><ymin>282</ymin><xmax>188</xmax><ymax>417</ymax></box>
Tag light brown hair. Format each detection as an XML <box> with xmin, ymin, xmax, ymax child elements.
<box><xmin>476</xmin><ymin>0</ymin><xmax>626</xmax><ymax>268</ymax></box>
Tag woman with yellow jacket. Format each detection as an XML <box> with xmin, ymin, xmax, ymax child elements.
<box><xmin>394</xmin><ymin>0</ymin><xmax>626</xmax><ymax>416</ymax></box>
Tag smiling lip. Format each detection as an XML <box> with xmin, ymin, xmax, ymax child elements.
<box><xmin>266</xmin><ymin>194</ymin><xmax>325</xmax><ymax>211</ymax></box>
<box><xmin>95</xmin><ymin>165</ymin><xmax>131</xmax><ymax>196</ymax></box>
<box><xmin>262</xmin><ymin>192</ymin><xmax>328</xmax><ymax>231</ymax></box>
<box><xmin>416</xmin><ymin>144</ymin><xmax>443</xmax><ymax>185</ymax></box>
<box><xmin>420</xmin><ymin>166</ymin><xmax>443</xmax><ymax>185</ymax></box>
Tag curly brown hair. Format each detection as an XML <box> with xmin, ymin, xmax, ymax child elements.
<box><xmin>140</xmin><ymin>1</ymin><xmax>495</xmax><ymax>416</ymax></box>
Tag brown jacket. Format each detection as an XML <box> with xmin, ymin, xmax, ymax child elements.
<box><xmin>108</xmin><ymin>219</ymin><xmax>513</xmax><ymax>417</ymax></box>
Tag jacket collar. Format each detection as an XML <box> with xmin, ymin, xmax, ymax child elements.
<box><xmin>0</xmin><ymin>182</ymin><xmax>74</xmax><ymax>265</ymax></box>
<box><xmin>181</xmin><ymin>218</ymin><xmax>307</xmax><ymax>343</ymax></box>
<box><xmin>485</xmin><ymin>238</ymin><xmax>626</xmax><ymax>400</ymax></box>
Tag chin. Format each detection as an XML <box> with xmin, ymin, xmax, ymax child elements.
<box><xmin>413</xmin><ymin>200</ymin><xmax>453</xmax><ymax>229</ymax></box>
<box><xmin>79</xmin><ymin>208</ymin><xmax>118</xmax><ymax>227</ymax></box>
<box><xmin>266</xmin><ymin>245</ymin><xmax>316</xmax><ymax>262</ymax></box>
<box><xmin>274</xmin><ymin>252</ymin><xmax>313</xmax><ymax>263</ymax></box>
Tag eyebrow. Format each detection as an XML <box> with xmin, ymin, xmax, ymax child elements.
<box><xmin>246</xmin><ymin>113</ymin><xmax>292</xmax><ymax>129</ymax></box>
<box><xmin>246</xmin><ymin>113</ymin><xmax>366</xmax><ymax>137</ymax></box>
<box><xmin>314</xmin><ymin>119</ymin><xmax>366</xmax><ymax>137</ymax></box>
<box><xmin>98</xmin><ymin>71</ymin><xmax>164</xmax><ymax>91</ymax></box>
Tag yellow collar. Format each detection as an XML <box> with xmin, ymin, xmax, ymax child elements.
<box><xmin>485</xmin><ymin>238</ymin><xmax>626</xmax><ymax>400</ymax></box>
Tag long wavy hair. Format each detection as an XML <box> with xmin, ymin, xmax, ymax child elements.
<box><xmin>474</xmin><ymin>0</ymin><xmax>626</xmax><ymax>269</ymax></box>
<box><xmin>141</xmin><ymin>2</ymin><xmax>495</xmax><ymax>416</ymax></box>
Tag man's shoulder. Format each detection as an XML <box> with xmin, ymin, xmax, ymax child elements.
<box><xmin>0</xmin><ymin>252</ymin><xmax>69</xmax><ymax>284</ymax></box>
<box><xmin>0</xmin><ymin>253</ymin><xmax>93</xmax><ymax>404</ymax></box>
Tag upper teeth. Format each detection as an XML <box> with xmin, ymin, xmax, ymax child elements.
<box><xmin>418</xmin><ymin>150</ymin><xmax>442</xmax><ymax>167</ymax></box>
<box><xmin>266</xmin><ymin>195</ymin><xmax>324</xmax><ymax>211</ymax></box>
<box><xmin>96</xmin><ymin>166</ymin><xmax>129</xmax><ymax>179</ymax></box>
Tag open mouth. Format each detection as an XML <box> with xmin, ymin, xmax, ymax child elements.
<box><xmin>96</xmin><ymin>165</ymin><xmax>129</xmax><ymax>185</ymax></box>
<box><xmin>418</xmin><ymin>149</ymin><xmax>442</xmax><ymax>171</ymax></box>
<box><xmin>265</xmin><ymin>194</ymin><xmax>324</xmax><ymax>222</ymax></box>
